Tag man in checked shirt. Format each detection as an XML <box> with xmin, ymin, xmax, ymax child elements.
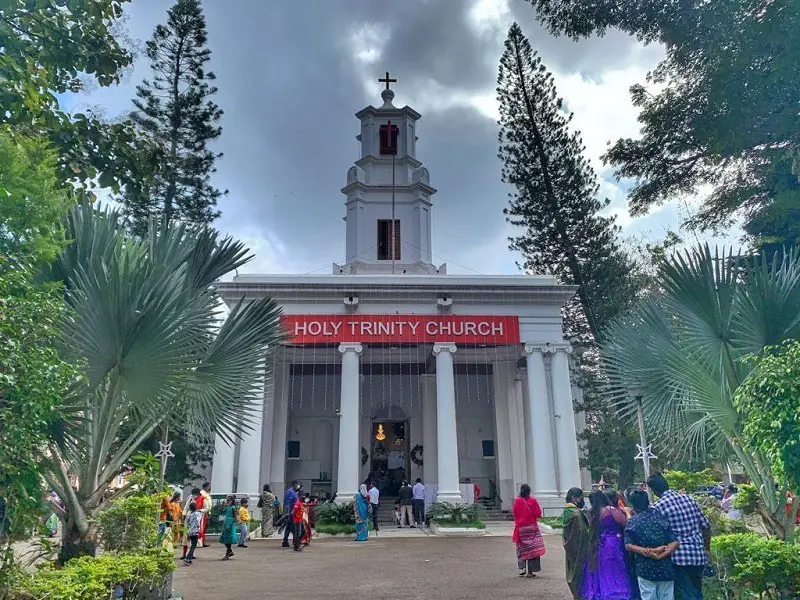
<box><xmin>647</xmin><ymin>473</ymin><xmax>711</xmax><ymax>600</ymax></box>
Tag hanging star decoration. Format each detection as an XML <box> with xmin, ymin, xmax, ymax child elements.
<box><xmin>634</xmin><ymin>444</ymin><xmax>657</xmax><ymax>461</ymax></box>
<box><xmin>155</xmin><ymin>441</ymin><xmax>175</xmax><ymax>460</ymax></box>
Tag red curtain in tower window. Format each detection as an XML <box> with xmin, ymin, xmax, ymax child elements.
<box><xmin>379</xmin><ymin>123</ymin><xmax>399</xmax><ymax>155</ymax></box>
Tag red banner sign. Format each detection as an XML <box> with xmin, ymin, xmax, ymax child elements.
<box><xmin>281</xmin><ymin>314</ymin><xmax>519</xmax><ymax>345</ymax></box>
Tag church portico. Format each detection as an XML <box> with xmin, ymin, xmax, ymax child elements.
<box><xmin>210</xmin><ymin>76</ymin><xmax>584</xmax><ymax>514</ymax></box>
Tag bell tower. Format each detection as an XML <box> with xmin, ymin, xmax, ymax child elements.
<box><xmin>334</xmin><ymin>73</ymin><xmax>445</xmax><ymax>275</ymax></box>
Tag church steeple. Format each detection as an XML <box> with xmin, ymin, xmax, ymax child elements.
<box><xmin>334</xmin><ymin>73</ymin><xmax>444</xmax><ymax>276</ymax></box>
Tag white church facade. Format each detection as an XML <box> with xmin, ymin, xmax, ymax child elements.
<box><xmin>210</xmin><ymin>78</ymin><xmax>583</xmax><ymax>512</ymax></box>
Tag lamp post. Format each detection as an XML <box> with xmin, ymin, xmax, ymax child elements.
<box><xmin>628</xmin><ymin>385</ymin><xmax>654</xmax><ymax>483</ymax></box>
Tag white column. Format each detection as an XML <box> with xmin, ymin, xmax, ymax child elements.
<box><xmin>509</xmin><ymin>372</ymin><xmax>528</xmax><ymax>493</ymax></box>
<box><xmin>211</xmin><ymin>434</ymin><xmax>235</xmax><ymax>494</ymax></box>
<box><xmin>421</xmin><ymin>373</ymin><xmax>438</xmax><ymax>484</ymax></box>
<box><xmin>524</xmin><ymin>344</ymin><xmax>558</xmax><ymax>497</ymax></box>
<box><xmin>236</xmin><ymin>370</ymin><xmax>267</xmax><ymax>496</ymax></box>
<box><xmin>492</xmin><ymin>361</ymin><xmax>514</xmax><ymax>510</ymax></box>
<box><xmin>519</xmin><ymin>366</ymin><xmax>536</xmax><ymax>490</ymax></box>
<box><xmin>552</xmin><ymin>345</ymin><xmax>581</xmax><ymax>492</ymax></box>
<box><xmin>336</xmin><ymin>343</ymin><xmax>362</xmax><ymax>500</ymax></box>
<box><xmin>269</xmin><ymin>362</ymin><xmax>290</xmax><ymax>492</ymax></box>
<box><xmin>433</xmin><ymin>343</ymin><xmax>461</xmax><ymax>503</ymax></box>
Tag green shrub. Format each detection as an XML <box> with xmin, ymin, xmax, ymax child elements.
<box><xmin>664</xmin><ymin>469</ymin><xmax>721</xmax><ymax>493</ymax></box>
<box><xmin>708</xmin><ymin>533</ymin><xmax>800</xmax><ymax>599</ymax></box>
<box><xmin>429</xmin><ymin>502</ymin><xmax>483</xmax><ymax>524</ymax></box>
<box><xmin>17</xmin><ymin>549</ymin><xmax>174</xmax><ymax>600</ymax></box>
<box><xmin>732</xmin><ymin>484</ymin><xmax>761</xmax><ymax>515</ymax></box>
<box><xmin>96</xmin><ymin>495</ymin><xmax>160</xmax><ymax>553</ymax></box>
<box><xmin>315</xmin><ymin>502</ymin><xmax>356</xmax><ymax>526</ymax></box>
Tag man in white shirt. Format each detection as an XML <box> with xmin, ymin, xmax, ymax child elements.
<box><xmin>368</xmin><ymin>482</ymin><xmax>380</xmax><ymax>532</ymax></box>
<box><xmin>412</xmin><ymin>478</ymin><xmax>426</xmax><ymax>526</ymax></box>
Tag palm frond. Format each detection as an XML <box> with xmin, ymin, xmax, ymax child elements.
<box><xmin>181</xmin><ymin>295</ymin><xmax>285</xmax><ymax>442</ymax></box>
<box><xmin>600</xmin><ymin>244</ymin><xmax>800</xmax><ymax>464</ymax></box>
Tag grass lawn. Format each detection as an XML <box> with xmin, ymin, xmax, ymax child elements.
<box><xmin>539</xmin><ymin>517</ymin><xmax>563</xmax><ymax>529</ymax></box>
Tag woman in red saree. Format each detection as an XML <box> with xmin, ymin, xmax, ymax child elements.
<box><xmin>513</xmin><ymin>484</ymin><xmax>545</xmax><ymax>578</ymax></box>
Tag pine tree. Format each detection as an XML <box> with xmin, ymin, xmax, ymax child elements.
<box><xmin>498</xmin><ymin>22</ymin><xmax>639</xmax><ymax>340</ymax></box>
<box><xmin>498</xmin><ymin>23</ymin><xmax>645</xmax><ymax>486</ymax></box>
<box><xmin>122</xmin><ymin>0</ymin><xmax>225</xmax><ymax>233</ymax></box>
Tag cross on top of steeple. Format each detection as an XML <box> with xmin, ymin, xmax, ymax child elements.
<box><xmin>378</xmin><ymin>71</ymin><xmax>397</xmax><ymax>90</ymax></box>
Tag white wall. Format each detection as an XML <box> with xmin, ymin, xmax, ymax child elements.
<box><xmin>454</xmin><ymin>368</ymin><xmax>496</xmax><ymax>497</ymax></box>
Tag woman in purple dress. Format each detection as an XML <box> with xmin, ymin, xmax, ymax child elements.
<box><xmin>580</xmin><ymin>490</ymin><xmax>631</xmax><ymax>600</ymax></box>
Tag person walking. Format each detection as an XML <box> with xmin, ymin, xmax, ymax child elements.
<box><xmin>199</xmin><ymin>482</ymin><xmax>212</xmax><ymax>547</ymax></box>
<box><xmin>219</xmin><ymin>495</ymin><xmax>238</xmax><ymax>561</ymax></box>
<box><xmin>648</xmin><ymin>473</ymin><xmax>710</xmax><ymax>600</ymax></box>
<box><xmin>368</xmin><ymin>482</ymin><xmax>380</xmax><ymax>533</ymax></box>
<box><xmin>512</xmin><ymin>484</ymin><xmax>545</xmax><ymax>578</ymax></box>
<box><xmin>580</xmin><ymin>490</ymin><xmax>631</xmax><ymax>599</ymax></box>
<box><xmin>258</xmin><ymin>484</ymin><xmax>277</xmax><ymax>537</ymax></box>
<box><xmin>561</xmin><ymin>487</ymin><xmax>590</xmax><ymax>599</ymax></box>
<box><xmin>180</xmin><ymin>488</ymin><xmax>201</xmax><ymax>561</ymax></box>
<box><xmin>183</xmin><ymin>502</ymin><xmax>202</xmax><ymax>566</ymax></box>
<box><xmin>291</xmin><ymin>494</ymin><xmax>305</xmax><ymax>551</ymax></box>
<box><xmin>398</xmin><ymin>480</ymin><xmax>414</xmax><ymax>528</ymax></box>
<box><xmin>354</xmin><ymin>485</ymin><xmax>370</xmax><ymax>542</ymax></box>
<box><xmin>282</xmin><ymin>481</ymin><xmax>299</xmax><ymax>548</ymax></box>
<box><xmin>625</xmin><ymin>489</ymin><xmax>680</xmax><ymax>600</ymax></box>
<box><xmin>412</xmin><ymin>478</ymin><xmax>426</xmax><ymax>526</ymax></box>
<box><xmin>237</xmin><ymin>497</ymin><xmax>250</xmax><ymax>548</ymax></box>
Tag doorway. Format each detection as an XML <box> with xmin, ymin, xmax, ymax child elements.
<box><xmin>369</xmin><ymin>420</ymin><xmax>409</xmax><ymax>496</ymax></box>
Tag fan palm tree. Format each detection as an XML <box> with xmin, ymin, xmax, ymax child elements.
<box><xmin>601</xmin><ymin>245</ymin><xmax>800</xmax><ymax>540</ymax></box>
<box><xmin>43</xmin><ymin>204</ymin><xmax>284</xmax><ymax>559</ymax></box>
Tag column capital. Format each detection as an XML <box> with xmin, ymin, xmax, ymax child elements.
<box><xmin>522</xmin><ymin>342</ymin><xmax>572</xmax><ymax>355</ymax></box>
<box><xmin>432</xmin><ymin>342</ymin><xmax>457</xmax><ymax>355</ymax></box>
<box><xmin>338</xmin><ymin>342</ymin><xmax>363</xmax><ymax>355</ymax></box>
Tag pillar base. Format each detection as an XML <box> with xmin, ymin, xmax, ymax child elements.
<box><xmin>335</xmin><ymin>491</ymin><xmax>354</xmax><ymax>504</ymax></box>
<box><xmin>435</xmin><ymin>490</ymin><xmax>464</xmax><ymax>504</ymax></box>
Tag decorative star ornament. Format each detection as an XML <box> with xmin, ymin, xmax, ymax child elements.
<box><xmin>634</xmin><ymin>444</ymin><xmax>657</xmax><ymax>461</ymax></box>
<box><xmin>155</xmin><ymin>441</ymin><xmax>175</xmax><ymax>460</ymax></box>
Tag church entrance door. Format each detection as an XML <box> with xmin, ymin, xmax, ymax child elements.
<box><xmin>369</xmin><ymin>420</ymin><xmax>410</xmax><ymax>496</ymax></box>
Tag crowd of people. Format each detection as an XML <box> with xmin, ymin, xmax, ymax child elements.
<box><xmin>510</xmin><ymin>473</ymin><xmax>715</xmax><ymax>599</ymax></box>
<box><xmin>557</xmin><ymin>473</ymin><xmax>712</xmax><ymax>600</ymax></box>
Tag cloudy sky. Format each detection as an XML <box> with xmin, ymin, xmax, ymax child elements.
<box><xmin>65</xmin><ymin>0</ymin><xmax>731</xmax><ymax>276</ymax></box>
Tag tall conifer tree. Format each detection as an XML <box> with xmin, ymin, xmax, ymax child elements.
<box><xmin>497</xmin><ymin>23</ymin><xmax>643</xmax><ymax>486</ymax></box>
<box><xmin>498</xmin><ymin>22</ymin><xmax>638</xmax><ymax>340</ymax></box>
<box><xmin>123</xmin><ymin>0</ymin><xmax>225</xmax><ymax>234</ymax></box>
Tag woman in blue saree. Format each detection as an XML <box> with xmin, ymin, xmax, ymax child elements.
<box><xmin>354</xmin><ymin>485</ymin><xmax>370</xmax><ymax>542</ymax></box>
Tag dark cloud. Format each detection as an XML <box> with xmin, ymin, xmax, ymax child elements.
<box><xmin>68</xmin><ymin>0</ymin><xmax>672</xmax><ymax>275</ymax></box>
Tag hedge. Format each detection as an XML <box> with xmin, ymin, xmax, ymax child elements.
<box><xmin>706</xmin><ymin>533</ymin><xmax>800</xmax><ymax>599</ymax></box>
<box><xmin>14</xmin><ymin>549</ymin><xmax>175</xmax><ymax>600</ymax></box>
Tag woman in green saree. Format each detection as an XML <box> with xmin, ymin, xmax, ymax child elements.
<box><xmin>219</xmin><ymin>495</ymin><xmax>239</xmax><ymax>560</ymax></box>
<box><xmin>561</xmin><ymin>487</ymin><xmax>590</xmax><ymax>599</ymax></box>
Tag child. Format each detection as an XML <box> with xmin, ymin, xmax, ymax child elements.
<box><xmin>237</xmin><ymin>497</ymin><xmax>250</xmax><ymax>548</ymax></box>
<box><xmin>184</xmin><ymin>502</ymin><xmax>202</xmax><ymax>566</ymax></box>
<box><xmin>394</xmin><ymin>503</ymin><xmax>402</xmax><ymax>527</ymax></box>
<box><xmin>624</xmin><ymin>490</ymin><xmax>680</xmax><ymax>600</ymax></box>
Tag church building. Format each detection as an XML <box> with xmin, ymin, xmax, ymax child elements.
<box><xmin>210</xmin><ymin>75</ymin><xmax>583</xmax><ymax>512</ymax></box>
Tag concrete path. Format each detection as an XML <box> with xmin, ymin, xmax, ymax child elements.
<box><xmin>173</xmin><ymin>533</ymin><xmax>572</xmax><ymax>599</ymax></box>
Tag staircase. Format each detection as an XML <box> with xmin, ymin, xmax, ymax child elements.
<box><xmin>376</xmin><ymin>497</ymin><xmax>514</xmax><ymax>524</ymax></box>
<box><xmin>478</xmin><ymin>498</ymin><xmax>513</xmax><ymax>521</ymax></box>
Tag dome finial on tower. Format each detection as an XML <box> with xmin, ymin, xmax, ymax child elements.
<box><xmin>378</xmin><ymin>70</ymin><xmax>397</xmax><ymax>108</ymax></box>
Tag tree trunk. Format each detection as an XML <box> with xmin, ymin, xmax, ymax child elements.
<box><xmin>60</xmin><ymin>518</ymin><xmax>97</xmax><ymax>562</ymax></box>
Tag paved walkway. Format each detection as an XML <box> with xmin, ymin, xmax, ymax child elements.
<box><xmin>173</xmin><ymin>532</ymin><xmax>571</xmax><ymax>599</ymax></box>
